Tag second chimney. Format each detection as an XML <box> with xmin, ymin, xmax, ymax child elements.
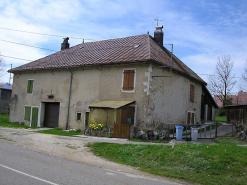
<box><xmin>154</xmin><ymin>26</ymin><xmax>163</xmax><ymax>47</ymax></box>
<box><xmin>61</xmin><ymin>37</ymin><xmax>70</xmax><ymax>50</ymax></box>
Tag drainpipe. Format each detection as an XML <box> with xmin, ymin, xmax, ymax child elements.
<box><xmin>66</xmin><ymin>68</ymin><xmax>73</xmax><ymax>130</ymax></box>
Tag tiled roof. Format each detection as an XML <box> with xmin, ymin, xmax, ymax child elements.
<box><xmin>214</xmin><ymin>91</ymin><xmax>247</xmax><ymax>107</ymax></box>
<box><xmin>9</xmin><ymin>34</ymin><xmax>205</xmax><ymax>84</ymax></box>
<box><xmin>237</xmin><ymin>91</ymin><xmax>247</xmax><ymax>105</ymax></box>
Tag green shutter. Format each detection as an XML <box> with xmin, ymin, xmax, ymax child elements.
<box><xmin>27</xmin><ymin>80</ymin><xmax>34</xmax><ymax>94</ymax></box>
<box><xmin>31</xmin><ymin>107</ymin><xmax>38</xmax><ymax>127</ymax></box>
<box><xmin>24</xmin><ymin>106</ymin><xmax>31</xmax><ymax>121</ymax></box>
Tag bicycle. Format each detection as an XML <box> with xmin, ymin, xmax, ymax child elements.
<box><xmin>238</xmin><ymin>130</ymin><xmax>247</xmax><ymax>141</ymax></box>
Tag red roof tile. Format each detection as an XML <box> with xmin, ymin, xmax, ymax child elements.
<box><xmin>9</xmin><ymin>34</ymin><xmax>205</xmax><ymax>84</ymax></box>
<box><xmin>214</xmin><ymin>91</ymin><xmax>247</xmax><ymax>107</ymax></box>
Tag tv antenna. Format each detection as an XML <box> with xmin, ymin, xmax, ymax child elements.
<box><xmin>154</xmin><ymin>18</ymin><xmax>163</xmax><ymax>26</ymax></box>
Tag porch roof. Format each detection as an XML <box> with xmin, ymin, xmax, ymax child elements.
<box><xmin>89</xmin><ymin>100</ymin><xmax>135</xmax><ymax>109</ymax></box>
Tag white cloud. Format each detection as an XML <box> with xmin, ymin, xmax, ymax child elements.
<box><xmin>0</xmin><ymin>0</ymin><xmax>246</xmax><ymax>93</ymax></box>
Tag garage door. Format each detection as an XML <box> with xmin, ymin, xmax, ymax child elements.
<box><xmin>44</xmin><ymin>102</ymin><xmax>60</xmax><ymax>128</ymax></box>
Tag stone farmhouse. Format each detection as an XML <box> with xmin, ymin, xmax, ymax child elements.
<box><xmin>8</xmin><ymin>26</ymin><xmax>217</xmax><ymax>135</ymax></box>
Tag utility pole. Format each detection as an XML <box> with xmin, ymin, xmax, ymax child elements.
<box><xmin>9</xmin><ymin>64</ymin><xmax>12</xmax><ymax>84</ymax></box>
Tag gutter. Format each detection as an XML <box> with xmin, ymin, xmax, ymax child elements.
<box><xmin>66</xmin><ymin>68</ymin><xmax>73</xmax><ymax>130</ymax></box>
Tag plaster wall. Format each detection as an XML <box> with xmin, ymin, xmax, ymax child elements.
<box><xmin>148</xmin><ymin>66</ymin><xmax>202</xmax><ymax>127</ymax></box>
<box><xmin>9</xmin><ymin>62</ymin><xmax>203</xmax><ymax>130</ymax></box>
<box><xmin>10</xmin><ymin>64</ymin><xmax>150</xmax><ymax>129</ymax></box>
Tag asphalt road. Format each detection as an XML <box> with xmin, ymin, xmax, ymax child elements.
<box><xmin>0</xmin><ymin>140</ymin><xmax>181</xmax><ymax>185</ymax></box>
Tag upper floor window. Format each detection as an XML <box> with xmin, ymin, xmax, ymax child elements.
<box><xmin>122</xmin><ymin>69</ymin><xmax>136</xmax><ymax>92</ymax></box>
<box><xmin>27</xmin><ymin>80</ymin><xmax>34</xmax><ymax>94</ymax></box>
<box><xmin>190</xmin><ymin>84</ymin><xmax>195</xmax><ymax>103</ymax></box>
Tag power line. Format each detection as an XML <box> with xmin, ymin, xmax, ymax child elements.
<box><xmin>0</xmin><ymin>55</ymin><xmax>33</xmax><ymax>61</ymax></box>
<box><xmin>0</xmin><ymin>39</ymin><xmax>57</xmax><ymax>52</ymax></box>
<box><xmin>0</xmin><ymin>27</ymin><xmax>94</xmax><ymax>40</ymax></box>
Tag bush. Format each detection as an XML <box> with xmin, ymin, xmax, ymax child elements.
<box><xmin>217</xmin><ymin>107</ymin><xmax>227</xmax><ymax>116</ymax></box>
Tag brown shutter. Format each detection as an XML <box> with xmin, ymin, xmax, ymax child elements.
<box><xmin>190</xmin><ymin>84</ymin><xmax>195</xmax><ymax>102</ymax></box>
<box><xmin>123</xmin><ymin>70</ymin><xmax>135</xmax><ymax>90</ymax></box>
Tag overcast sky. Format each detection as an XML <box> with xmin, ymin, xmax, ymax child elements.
<box><xmin>0</xmin><ymin>0</ymin><xmax>246</xmax><ymax>93</ymax></box>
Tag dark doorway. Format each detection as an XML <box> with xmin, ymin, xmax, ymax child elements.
<box><xmin>85</xmin><ymin>112</ymin><xmax>89</xmax><ymax>128</ymax></box>
<box><xmin>44</xmin><ymin>102</ymin><xmax>60</xmax><ymax>128</ymax></box>
<box><xmin>121</xmin><ymin>106</ymin><xmax>135</xmax><ymax>124</ymax></box>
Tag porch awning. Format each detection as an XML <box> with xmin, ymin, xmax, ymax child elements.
<box><xmin>89</xmin><ymin>100</ymin><xmax>135</xmax><ymax>109</ymax></box>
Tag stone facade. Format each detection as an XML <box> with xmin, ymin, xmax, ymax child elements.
<box><xmin>9</xmin><ymin>62</ymin><xmax>202</xmax><ymax>130</ymax></box>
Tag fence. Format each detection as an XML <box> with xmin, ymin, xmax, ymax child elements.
<box><xmin>113</xmin><ymin>123</ymin><xmax>131</xmax><ymax>139</ymax></box>
<box><xmin>166</xmin><ymin>122</ymin><xmax>235</xmax><ymax>139</ymax></box>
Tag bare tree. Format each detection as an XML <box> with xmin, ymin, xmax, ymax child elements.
<box><xmin>0</xmin><ymin>55</ymin><xmax>5</xmax><ymax>78</ymax></box>
<box><xmin>208</xmin><ymin>55</ymin><xmax>236</xmax><ymax>106</ymax></box>
<box><xmin>241</xmin><ymin>62</ymin><xmax>247</xmax><ymax>90</ymax></box>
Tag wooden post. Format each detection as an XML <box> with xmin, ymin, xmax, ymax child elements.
<box><xmin>215</xmin><ymin>121</ymin><xmax>218</xmax><ymax>138</ymax></box>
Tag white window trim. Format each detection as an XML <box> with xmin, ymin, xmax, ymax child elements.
<box><xmin>76</xmin><ymin>112</ymin><xmax>82</xmax><ymax>121</ymax></box>
<box><xmin>121</xmin><ymin>68</ymin><xmax>136</xmax><ymax>93</ymax></box>
<box><xmin>26</xmin><ymin>79</ymin><xmax>34</xmax><ymax>95</ymax></box>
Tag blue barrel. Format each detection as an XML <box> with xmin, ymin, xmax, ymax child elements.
<box><xmin>175</xmin><ymin>126</ymin><xmax>184</xmax><ymax>141</ymax></box>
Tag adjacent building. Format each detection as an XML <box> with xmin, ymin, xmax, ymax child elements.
<box><xmin>0</xmin><ymin>83</ymin><xmax>12</xmax><ymax>113</ymax></box>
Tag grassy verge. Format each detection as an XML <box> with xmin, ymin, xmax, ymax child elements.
<box><xmin>215</xmin><ymin>116</ymin><xmax>227</xmax><ymax>122</ymax></box>
<box><xmin>0</xmin><ymin>115</ymin><xmax>83</xmax><ymax>137</ymax></box>
<box><xmin>87</xmin><ymin>139</ymin><xmax>247</xmax><ymax>185</ymax></box>
<box><xmin>0</xmin><ymin>114</ymin><xmax>29</xmax><ymax>129</ymax></box>
<box><xmin>37</xmin><ymin>127</ymin><xmax>83</xmax><ymax>136</ymax></box>
<box><xmin>129</xmin><ymin>138</ymin><xmax>169</xmax><ymax>143</ymax></box>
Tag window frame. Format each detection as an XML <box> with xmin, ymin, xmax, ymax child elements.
<box><xmin>76</xmin><ymin>112</ymin><xmax>82</xmax><ymax>121</ymax></box>
<box><xmin>27</xmin><ymin>79</ymin><xmax>34</xmax><ymax>94</ymax></box>
<box><xmin>121</xmin><ymin>68</ymin><xmax>136</xmax><ymax>93</ymax></box>
<box><xmin>186</xmin><ymin>111</ymin><xmax>195</xmax><ymax>124</ymax></box>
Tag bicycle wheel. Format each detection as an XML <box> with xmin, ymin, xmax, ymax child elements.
<box><xmin>239</xmin><ymin>133</ymin><xmax>246</xmax><ymax>141</ymax></box>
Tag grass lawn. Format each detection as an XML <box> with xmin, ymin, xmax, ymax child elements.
<box><xmin>0</xmin><ymin>114</ymin><xmax>29</xmax><ymax>129</ymax></box>
<box><xmin>37</xmin><ymin>127</ymin><xmax>83</xmax><ymax>136</ymax></box>
<box><xmin>0</xmin><ymin>114</ymin><xmax>83</xmax><ymax>136</ymax></box>
<box><xmin>215</xmin><ymin>116</ymin><xmax>227</xmax><ymax>122</ymax></box>
<box><xmin>129</xmin><ymin>138</ymin><xmax>169</xmax><ymax>143</ymax></box>
<box><xmin>87</xmin><ymin>139</ymin><xmax>247</xmax><ymax>185</ymax></box>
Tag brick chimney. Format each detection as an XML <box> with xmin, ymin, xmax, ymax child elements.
<box><xmin>61</xmin><ymin>37</ymin><xmax>70</xmax><ymax>50</ymax></box>
<box><xmin>154</xmin><ymin>26</ymin><xmax>163</xmax><ymax>47</ymax></box>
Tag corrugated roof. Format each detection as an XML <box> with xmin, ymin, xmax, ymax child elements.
<box><xmin>89</xmin><ymin>100</ymin><xmax>135</xmax><ymax>109</ymax></box>
<box><xmin>8</xmin><ymin>34</ymin><xmax>206</xmax><ymax>84</ymax></box>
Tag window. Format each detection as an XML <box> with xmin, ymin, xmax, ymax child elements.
<box><xmin>76</xmin><ymin>112</ymin><xmax>82</xmax><ymax>121</ymax></box>
<box><xmin>122</xmin><ymin>69</ymin><xmax>135</xmax><ymax>91</ymax></box>
<box><xmin>24</xmin><ymin>106</ymin><xmax>31</xmax><ymax>121</ymax></box>
<box><xmin>27</xmin><ymin>80</ymin><xmax>34</xmax><ymax>94</ymax></box>
<box><xmin>190</xmin><ymin>84</ymin><xmax>195</xmax><ymax>103</ymax></box>
<box><xmin>187</xmin><ymin>111</ymin><xmax>195</xmax><ymax>124</ymax></box>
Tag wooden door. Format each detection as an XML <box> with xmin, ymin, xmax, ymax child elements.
<box><xmin>31</xmin><ymin>107</ymin><xmax>38</xmax><ymax>127</ymax></box>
